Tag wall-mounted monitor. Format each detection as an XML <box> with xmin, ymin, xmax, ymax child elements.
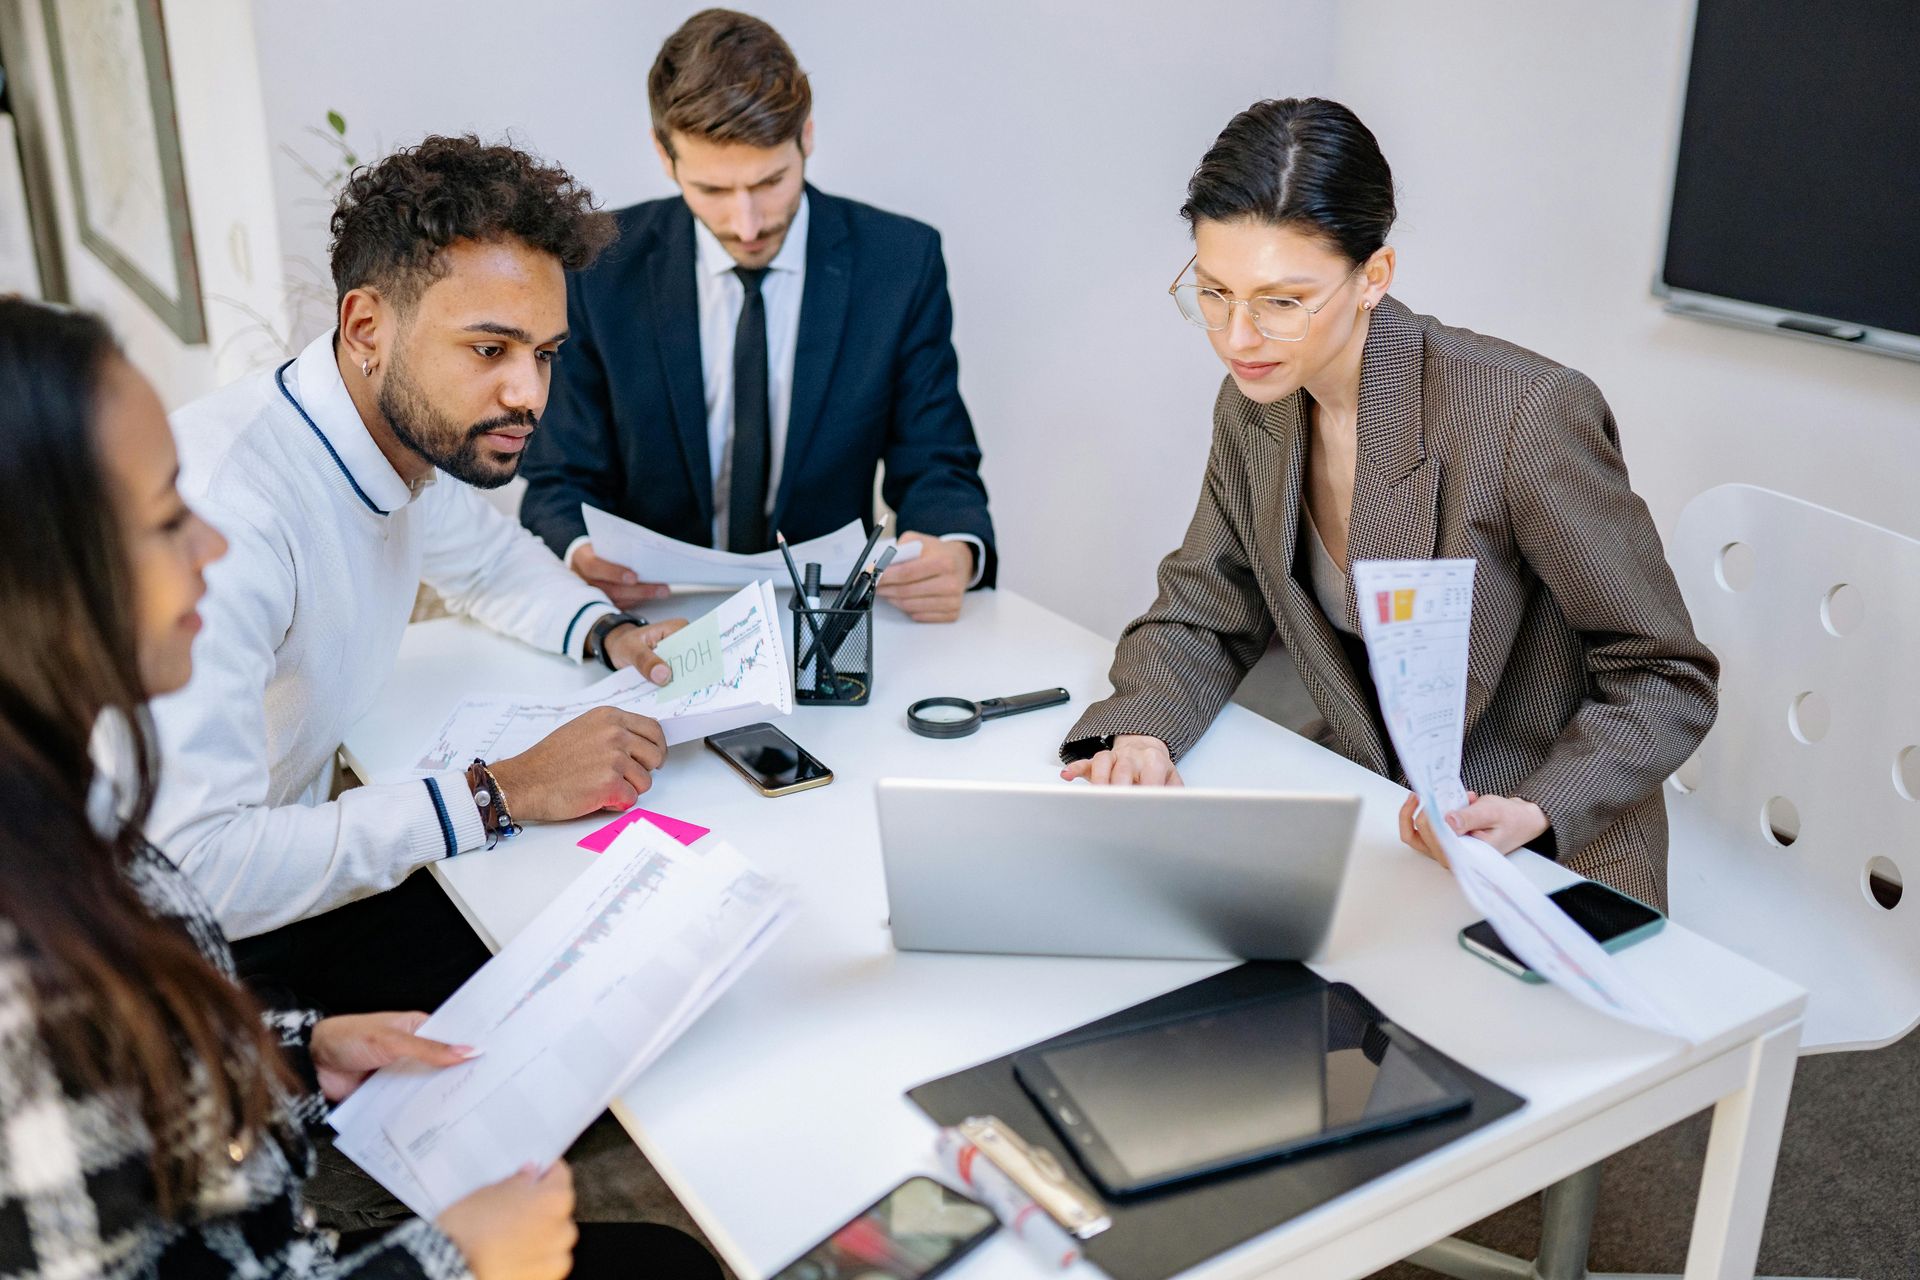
<box><xmin>1658</xmin><ymin>0</ymin><xmax>1919</xmax><ymax>363</ymax></box>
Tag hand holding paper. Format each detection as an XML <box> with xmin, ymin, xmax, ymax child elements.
<box><xmin>582</xmin><ymin>505</ymin><xmax>918</xmax><ymax>589</ymax></box>
<box><xmin>572</xmin><ymin>541</ymin><xmax>674</xmax><ymax>610</ymax></box>
<box><xmin>1352</xmin><ymin>558</ymin><xmax>1691</xmax><ymax>1039</ymax></box>
<box><xmin>1398</xmin><ymin>791</ymin><xmax>1549</xmax><ymax>862</ymax></box>
<box><xmin>330</xmin><ymin>823</ymin><xmax>795</xmax><ymax>1217</ymax></box>
<box><xmin>406</xmin><ymin>582</ymin><xmax>794</xmax><ymax>784</ymax></box>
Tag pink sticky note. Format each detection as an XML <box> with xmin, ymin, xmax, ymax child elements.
<box><xmin>577</xmin><ymin>807</ymin><xmax>711</xmax><ymax>853</ymax></box>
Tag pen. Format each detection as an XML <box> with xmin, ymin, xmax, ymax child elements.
<box><xmin>798</xmin><ymin>566</ymin><xmax>871</xmax><ymax>673</ymax></box>
<box><xmin>833</xmin><ymin>519</ymin><xmax>890</xmax><ymax>610</ymax></box>
<box><xmin>774</xmin><ymin>531</ymin><xmax>809</xmax><ymax>599</ymax></box>
<box><xmin>856</xmin><ymin>544</ymin><xmax>900</xmax><ymax>609</ymax></box>
<box><xmin>776</xmin><ymin>533</ymin><xmax>830</xmax><ymax>666</ymax></box>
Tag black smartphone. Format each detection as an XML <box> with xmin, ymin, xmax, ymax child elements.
<box><xmin>1459</xmin><ymin>881</ymin><xmax>1665</xmax><ymax>982</ymax></box>
<box><xmin>768</xmin><ymin>1175</ymin><xmax>998</xmax><ymax>1280</ymax></box>
<box><xmin>705</xmin><ymin>722</ymin><xmax>834</xmax><ymax>797</ymax></box>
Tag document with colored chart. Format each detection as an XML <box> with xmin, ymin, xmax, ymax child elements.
<box><xmin>409</xmin><ymin>580</ymin><xmax>793</xmax><ymax>776</ymax></box>
<box><xmin>328</xmin><ymin>822</ymin><xmax>795</xmax><ymax>1216</ymax></box>
<box><xmin>1352</xmin><ymin>558</ymin><xmax>1690</xmax><ymax>1040</ymax></box>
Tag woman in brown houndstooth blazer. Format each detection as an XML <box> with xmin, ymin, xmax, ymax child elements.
<box><xmin>1061</xmin><ymin>99</ymin><xmax>1717</xmax><ymax>908</ymax></box>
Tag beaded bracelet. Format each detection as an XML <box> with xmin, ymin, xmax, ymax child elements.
<box><xmin>465</xmin><ymin>758</ymin><xmax>523</xmax><ymax>850</ymax></box>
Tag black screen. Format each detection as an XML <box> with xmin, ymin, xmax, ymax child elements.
<box><xmin>1463</xmin><ymin>881</ymin><xmax>1663</xmax><ymax>969</ymax></box>
<box><xmin>1662</xmin><ymin>0</ymin><xmax>1920</xmax><ymax>338</ymax></box>
<box><xmin>769</xmin><ymin>1177</ymin><xmax>996</xmax><ymax>1280</ymax></box>
<box><xmin>710</xmin><ymin>723</ymin><xmax>830</xmax><ymax>789</ymax></box>
<box><xmin>1024</xmin><ymin>987</ymin><xmax>1468</xmax><ymax>1189</ymax></box>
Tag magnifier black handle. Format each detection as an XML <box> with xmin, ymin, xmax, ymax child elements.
<box><xmin>977</xmin><ymin>688</ymin><xmax>1072</xmax><ymax>720</ymax></box>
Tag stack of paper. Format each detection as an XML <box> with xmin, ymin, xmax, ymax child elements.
<box><xmin>1352</xmin><ymin>558</ymin><xmax>1692</xmax><ymax>1040</ymax></box>
<box><xmin>330</xmin><ymin>822</ymin><xmax>795</xmax><ymax>1216</ymax></box>
<box><xmin>411</xmin><ymin>581</ymin><xmax>793</xmax><ymax>773</ymax></box>
<box><xmin>582</xmin><ymin>505</ymin><xmax>919</xmax><ymax>589</ymax></box>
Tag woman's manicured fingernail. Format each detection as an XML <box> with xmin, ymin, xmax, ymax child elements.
<box><xmin>456</xmin><ymin>1045</ymin><xmax>483</xmax><ymax>1059</ymax></box>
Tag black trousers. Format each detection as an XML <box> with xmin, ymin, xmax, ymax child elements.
<box><xmin>231</xmin><ymin>868</ymin><xmax>494</xmax><ymax>1015</ymax></box>
<box><xmin>340</xmin><ymin>1223</ymin><xmax>721</xmax><ymax>1280</ymax></box>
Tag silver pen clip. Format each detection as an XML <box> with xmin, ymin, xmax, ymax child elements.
<box><xmin>958</xmin><ymin>1115</ymin><xmax>1111</xmax><ymax>1239</ymax></box>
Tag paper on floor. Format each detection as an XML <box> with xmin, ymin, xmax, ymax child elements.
<box><xmin>1352</xmin><ymin>558</ymin><xmax>1689</xmax><ymax>1040</ymax></box>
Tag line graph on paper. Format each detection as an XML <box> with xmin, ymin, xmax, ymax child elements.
<box><xmin>410</xmin><ymin>582</ymin><xmax>791</xmax><ymax>775</ymax></box>
<box><xmin>414</xmin><ymin>676</ymin><xmax>658</xmax><ymax>772</ymax></box>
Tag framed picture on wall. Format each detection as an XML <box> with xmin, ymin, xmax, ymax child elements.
<box><xmin>39</xmin><ymin>0</ymin><xmax>205</xmax><ymax>343</ymax></box>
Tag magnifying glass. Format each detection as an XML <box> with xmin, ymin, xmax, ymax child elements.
<box><xmin>907</xmin><ymin>687</ymin><xmax>1072</xmax><ymax>739</ymax></box>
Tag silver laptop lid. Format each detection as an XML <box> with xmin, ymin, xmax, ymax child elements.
<box><xmin>876</xmin><ymin>779</ymin><xmax>1360</xmax><ymax>961</ymax></box>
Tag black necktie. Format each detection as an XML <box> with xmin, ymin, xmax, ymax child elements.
<box><xmin>727</xmin><ymin>266</ymin><xmax>771</xmax><ymax>553</ymax></box>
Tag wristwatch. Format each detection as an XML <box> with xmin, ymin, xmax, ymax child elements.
<box><xmin>585</xmin><ymin>610</ymin><xmax>647</xmax><ymax>670</ymax></box>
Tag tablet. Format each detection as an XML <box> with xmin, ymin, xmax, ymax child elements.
<box><xmin>1011</xmin><ymin>983</ymin><xmax>1472</xmax><ymax>1197</ymax></box>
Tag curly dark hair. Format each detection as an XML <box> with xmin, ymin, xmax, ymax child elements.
<box><xmin>329</xmin><ymin>134</ymin><xmax>616</xmax><ymax>309</ymax></box>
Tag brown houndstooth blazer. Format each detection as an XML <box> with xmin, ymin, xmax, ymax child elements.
<box><xmin>1064</xmin><ymin>296</ymin><xmax>1718</xmax><ymax>908</ymax></box>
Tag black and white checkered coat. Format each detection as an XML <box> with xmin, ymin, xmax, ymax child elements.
<box><xmin>0</xmin><ymin>841</ymin><xmax>472</xmax><ymax>1280</ymax></box>
<box><xmin>1066</xmin><ymin>296</ymin><xmax>1717</xmax><ymax>907</ymax></box>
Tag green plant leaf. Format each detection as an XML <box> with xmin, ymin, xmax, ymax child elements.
<box><xmin>326</xmin><ymin>110</ymin><xmax>347</xmax><ymax>135</ymax></box>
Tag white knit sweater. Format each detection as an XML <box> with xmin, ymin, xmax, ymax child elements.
<box><xmin>149</xmin><ymin>332</ymin><xmax>616</xmax><ymax>938</ymax></box>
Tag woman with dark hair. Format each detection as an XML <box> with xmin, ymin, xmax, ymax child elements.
<box><xmin>0</xmin><ymin>297</ymin><xmax>716</xmax><ymax>1280</ymax></box>
<box><xmin>1061</xmin><ymin>99</ymin><xmax>1717</xmax><ymax>907</ymax></box>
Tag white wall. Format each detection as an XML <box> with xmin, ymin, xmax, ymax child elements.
<box><xmin>249</xmin><ymin>1</ymin><xmax>1920</xmax><ymax>643</ymax></box>
<box><xmin>250</xmin><ymin>0</ymin><xmax>1339</xmax><ymax>640</ymax></box>
<box><xmin>11</xmin><ymin>0</ymin><xmax>287</xmax><ymax>407</ymax></box>
<box><xmin>1333</xmin><ymin>1</ymin><xmax>1920</xmax><ymax>555</ymax></box>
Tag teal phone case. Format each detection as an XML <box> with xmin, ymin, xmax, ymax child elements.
<box><xmin>1457</xmin><ymin>896</ymin><xmax>1665</xmax><ymax>983</ymax></box>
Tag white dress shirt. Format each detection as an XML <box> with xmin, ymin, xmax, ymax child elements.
<box><xmin>149</xmin><ymin>332</ymin><xmax>618</xmax><ymax>938</ymax></box>
<box><xmin>568</xmin><ymin>194</ymin><xmax>983</xmax><ymax>584</ymax></box>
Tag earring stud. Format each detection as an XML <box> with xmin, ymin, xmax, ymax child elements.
<box><xmin>361</xmin><ymin>359</ymin><xmax>372</xmax><ymax>377</ymax></box>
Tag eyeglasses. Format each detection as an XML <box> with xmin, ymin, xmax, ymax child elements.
<box><xmin>1167</xmin><ymin>254</ymin><xmax>1357</xmax><ymax>342</ymax></box>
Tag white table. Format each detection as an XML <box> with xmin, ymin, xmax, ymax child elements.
<box><xmin>343</xmin><ymin>589</ymin><xmax>1805</xmax><ymax>1280</ymax></box>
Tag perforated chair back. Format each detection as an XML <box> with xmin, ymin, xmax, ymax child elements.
<box><xmin>1667</xmin><ymin>483</ymin><xmax>1920</xmax><ymax>1052</ymax></box>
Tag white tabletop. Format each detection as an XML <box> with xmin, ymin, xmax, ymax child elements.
<box><xmin>343</xmin><ymin>588</ymin><xmax>1805</xmax><ymax>1280</ymax></box>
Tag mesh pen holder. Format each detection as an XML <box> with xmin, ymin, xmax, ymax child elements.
<box><xmin>791</xmin><ymin>594</ymin><xmax>873</xmax><ymax>706</ymax></box>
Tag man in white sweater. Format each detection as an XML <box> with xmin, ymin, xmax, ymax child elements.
<box><xmin>151</xmin><ymin>136</ymin><xmax>687</xmax><ymax>1014</ymax></box>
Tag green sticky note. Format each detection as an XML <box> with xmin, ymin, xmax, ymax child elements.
<box><xmin>652</xmin><ymin>611</ymin><xmax>723</xmax><ymax>698</ymax></box>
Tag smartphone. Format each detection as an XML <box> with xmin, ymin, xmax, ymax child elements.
<box><xmin>1459</xmin><ymin>880</ymin><xmax>1665</xmax><ymax>982</ymax></box>
<box><xmin>705</xmin><ymin>722</ymin><xmax>834</xmax><ymax>797</ymax></box>
<box><xmin>768</xmin><ymin>1175</ymin><xmax>998</xmax><ymax>1280</ymax></box>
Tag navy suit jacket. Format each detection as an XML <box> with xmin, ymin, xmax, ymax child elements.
<box><xmin>520</xmin><ymin>186</ymin><xmax>996</xmax><ymax>585</ymax></box>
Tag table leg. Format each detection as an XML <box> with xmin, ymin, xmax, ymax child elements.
<box><xmin>1682</xmin><ymin>1019</ymin><xmax>1802</xmax><ymax>1280</ymax></box>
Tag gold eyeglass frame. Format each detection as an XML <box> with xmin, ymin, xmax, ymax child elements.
<box><xmin>1167</xmin><ymin>254</ymin><xmax>1358</xmax><ymax>343</ymax></box>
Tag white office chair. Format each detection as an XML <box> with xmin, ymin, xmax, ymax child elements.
<box><xmin>1409</xmin><ymin>483</ymin><xmax>1910</xmax><ymax>1280</ymax></box>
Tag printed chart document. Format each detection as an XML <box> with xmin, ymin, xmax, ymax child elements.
<box><xmin>1352</xmin><ymin>558</ymin><xmax>1689</xmax><ymax>1039</ymax></box>
<box><xmin>330</xmin><ymin>823</ymin><xmax>795</xmax><ymax>1216</ymax></box>
<box><xmin>582</xmin><ymin>504</ymin><xmax>919</xmax><ymax>588</ymax></box>
<box><xmin>411</xmin><ymin>581</ymin><xmax>792</xmax><ymax>773</ymax></box>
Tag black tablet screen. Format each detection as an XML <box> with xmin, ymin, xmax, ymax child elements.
<box><xmin>1029</xmin><ymin>986</ymin><xmax>1467</xmax><ymax>1188</ymax></box>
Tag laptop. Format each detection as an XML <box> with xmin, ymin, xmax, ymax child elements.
<box><xmin>875</xmin><ymin>779</ymin><xmax>1360</xmax><ymax>961</ymax></box>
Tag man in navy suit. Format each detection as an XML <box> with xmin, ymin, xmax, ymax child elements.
<box><xmin>521</xmin><ymin>9</ymin><xmax>995</xmax><ymax>624</ymax></box>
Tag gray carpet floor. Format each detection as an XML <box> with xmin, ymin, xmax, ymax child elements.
<box><xmin>1367</xmin><ymin>1025</ymin><xmax>1920</xmax><ymax>1280</ymax></box>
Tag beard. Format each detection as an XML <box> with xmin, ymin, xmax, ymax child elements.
<box><xmin>376</xmin><ymin>348</ymin><xmax>533</xmax><ymax>490</ymax></box>
<box><xmin>712</xmin><ymin>183</ymin><xmax>805</xmax><ymax>264</ymax></box>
